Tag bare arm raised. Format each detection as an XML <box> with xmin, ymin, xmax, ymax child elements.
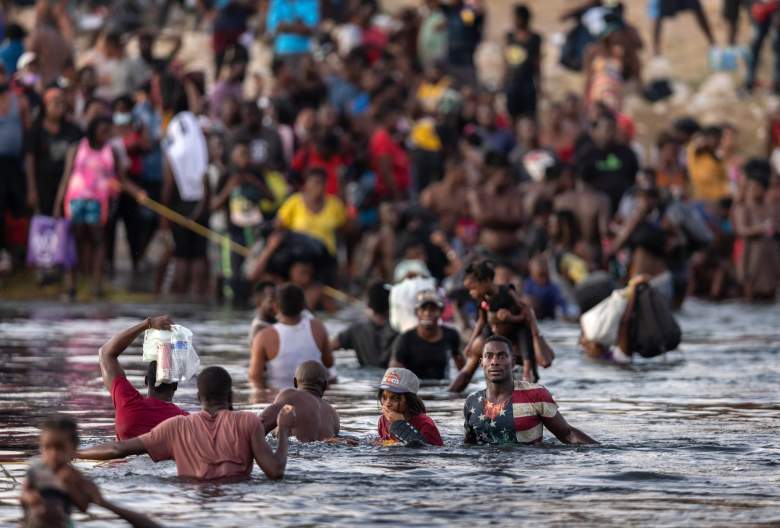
<box><xmin>99</xmin><ymin>316</ymin><xmax>173</xmax><ymax>392</ymax></box>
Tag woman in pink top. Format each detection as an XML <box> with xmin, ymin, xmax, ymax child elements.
<box><xmin>54</xmin><ymin>116</ymin><xmax>144</xmax><ymax>300</ymax></box>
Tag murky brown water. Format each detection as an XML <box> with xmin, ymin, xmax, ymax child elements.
<box><xmin>1</xmin><ymin>299</ymin><xmax>779</xmax><ymax>526</ymax></box>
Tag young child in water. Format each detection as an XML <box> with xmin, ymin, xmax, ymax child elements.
<box><xmin>376</xmin><ymin>368</ymin><xmax>443</xmax><ymax>446</ymax></box>
<box><xmin>20</xmin><ymin>415</ymin><xmax>160</xmax><ymax>528</ymax></box>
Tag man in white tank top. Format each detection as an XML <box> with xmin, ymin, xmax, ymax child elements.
<box><xmin>249</xmin><ymin>284</ymin><xmax>332</xmax><ymax>388</ymax></box>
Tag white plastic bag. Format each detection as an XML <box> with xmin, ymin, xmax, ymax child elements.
<box><xmin>580</xmin><ymin>289</ymin><xmax>628</xmax><ymax>346</ymax></box>
<box><xmin>142</xmin><ymin>325</ymin><xmax>200</xmax><ymax>386</ymax></box>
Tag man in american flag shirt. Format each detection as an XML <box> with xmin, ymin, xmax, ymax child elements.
<box><xmin>464</xmin><ymin>335</ymin><xmax>597</xmax><ymax>445</ymax></box>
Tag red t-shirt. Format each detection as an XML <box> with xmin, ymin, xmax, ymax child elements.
<box><xmin>369</xmin><ymin>128</ymin><xmax>410</xmax><ymax>199</ymax></box>
<box><xmin>111</xmin><ymin>375</ymin><xmax>188</xmax><ymax>441</ymax></box>
<box><xmin>290</xmin><ymin>147</ymin><xmax>348</xmax><ymax>196</ymax></box>
<box><xmin>377</xmin><ymin>413</ymin><xmax>443</xmax><ymax>446</ymax></box>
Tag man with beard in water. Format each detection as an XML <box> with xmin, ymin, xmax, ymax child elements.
<box><xmin>78</xmin><ymin>367</ymin><xmax>294</xmax><ymax>480</ymax></box>
<box><xmin>464</xmin><ymin>336</ymin><xmax>596</xmax><ymax>445</ymax></box>
<box><xmin>260</xmin><ymin>361</ymin><xmax>340</xmax><ymax>442</ymax></box>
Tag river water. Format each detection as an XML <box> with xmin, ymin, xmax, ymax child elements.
<box><xmin>1</xmin><ymin>299</ymin><xmax>779</xmax><ymax>527</ymax></box>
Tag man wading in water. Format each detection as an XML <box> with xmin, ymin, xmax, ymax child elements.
<box><xmin>464</xmin><ymin>336</ymin><xmax>597</xmax><ymax>445</ymax></box>
<box><xmin>78</xmin><ymin>367</ymin><xmax>294</xmax><ymax>481</ymax></box>
<box><xmin>260</xmin><ymin>361</ymin><xmax>340</xmax><ymax>442</ymax></box>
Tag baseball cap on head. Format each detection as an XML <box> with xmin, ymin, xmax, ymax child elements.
<box><xmin>415</xmin><ymin>290</ymin><xmax>443</xmax><ymax>309</ymax></box>
<box><xmin>378</xmin><ymin>368</ymin><xmax>420</xmax><ymax>395</ymax></box>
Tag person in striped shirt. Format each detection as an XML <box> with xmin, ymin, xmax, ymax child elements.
<box><xmin>463</xmin><ymin>335</ymin><xmax>597</xmax><ymax>445</ymax></box>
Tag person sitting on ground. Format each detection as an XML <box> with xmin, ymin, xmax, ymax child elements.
<box><xmin>261</xmin><ymin>361</ymin><xmax>340</xmax><ymax>442</ymax></box>
<box><xmin>463</xmin><ymin>336</ymin><xmax>597</xmax><ymax>445</ymax></box>
<box><xmin>390</xmin><ymin>290</ymin><xmax>465</xmax><ymax>380</ymax></box>
<box><xmin>377</xmin><ymin>367</ymin><xmax>443</xmax><ymax>446</ymax></box>
<box><xmin>249</xmin><ymin>281</ymin><xmax>277</xmax><ymax>345</ymax></box>
<box><xmin>250</xmin><ymin>283</ymin><xmax>333</xmax><ymax>388</ymax></box>
<box><xmin>78</xmin><ymin>367</ymin><xmax>295</xmax><ymax>481</ymax></box>
<box><xmin>98</xmin><ymin>315</ymin><xmax>188</xmax><ymax>440</ymax></box>
<box><xmin>21</xmin><ymin>415</ymin><xmax>162</xmax><ymax>528</ymax></box>
<box><xmin>331</xmin><ymin>281</ymin><xmax>398</xmax><ymax>368</ymax></box>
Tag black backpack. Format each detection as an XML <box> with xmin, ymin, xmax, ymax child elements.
<box><xmin>629</xmin><ymin>284</ymin><xmax>682</xmax><ymax>358</ymax></box>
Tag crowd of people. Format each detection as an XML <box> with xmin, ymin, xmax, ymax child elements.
<box><xmin>0</xmin><ymin>0</ymin><xmax>778</xmax><ymax>309</ymax></box>
<box><xmin>8</xmin><ymin>0</ymin><xmax>780</xmax><ymax>523</ymax></box>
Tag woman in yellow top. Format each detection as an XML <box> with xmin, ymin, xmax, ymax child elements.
<box><xmin>276</xmin><ymin>167</ymin><xmax>347</xmax><ymax>255</ymax></box>
<box><xmin>686</xmin><ymin>127</ymin><xmax>730</xmax><ymax>202</ymax></box>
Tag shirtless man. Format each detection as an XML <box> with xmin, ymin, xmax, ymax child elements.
<box><xmin>554</xmin><ymin>164</ymin><xmax>611</xmax><ymax>253</ymax></box>
<box><xmin>420</xmin><ymin>157</ymin><xmax>470</xmax><ymax>237</ymax></box>
<box><xmin>467</xmin><ymin>152</ymin><xmax>525</xmax><ymax>268</ymax></box>
<box><xmin>261</xmin><ymin>361</ymin><xmax>339</xmax><ymax>442</ymax></box>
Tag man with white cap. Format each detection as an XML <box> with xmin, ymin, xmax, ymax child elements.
<box><xmin>390</xmin><ymin>290</ymin><xmax>465</xmax><ymax>380</ymax></box>
<box><xmin>389</xmin><ymin>259</ymin><xmax>437</xmax><ymax>333</ymax></box>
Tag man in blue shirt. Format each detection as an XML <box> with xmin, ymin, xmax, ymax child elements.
<box><xmin>0</xmin><ymin>24</ymin><xmax>26</xmax><ymax>76</ymax></box>
<box><xmin>266</xmin><ymin>0</ymin><xmax>319</xmax><ymax>61</ymax></box>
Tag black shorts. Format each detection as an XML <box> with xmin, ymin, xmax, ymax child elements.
<box><xmin>659</xmin><ymin>0</ymin><xmax>702</xmax><ymax>18</ymax></box>
<box><xmin>171</xmin><ymin>201</ymin><xmax>208</xmax><ymax>260</ymax></box>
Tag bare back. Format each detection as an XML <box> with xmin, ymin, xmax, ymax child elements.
<box><xmin>262</xmin><ymin>389</ymin><xmax>339</xmax><ymax>442</ymax></box>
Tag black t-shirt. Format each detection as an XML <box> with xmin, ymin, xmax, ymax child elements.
<box><xmin>504</xmin><ymin>31</ymin><xmax>541</xmax><ymax>87</ymax></box>
<box><xmin>27</xmin><ymin>119</ymin><xmax>82</xmax><ymax>215</ymax></box>
<box><xmin>575</xmin><ymin>142</ymin><xmax>639</xmax><ymax>214</ymax></box>
<box><xmin>392</xmin><ymin>326</ymin><xmax>462</xmax><ymax>380</ymax></box>
<box><xmin>337</xmin><ymin>319</ymin><xmax>398</xmax><ymax>368</ymax></box>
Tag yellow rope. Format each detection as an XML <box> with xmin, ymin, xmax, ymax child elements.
<box><xmin>132</xmin><ymin>192</ymin><xmax>361</xmax><ymax>305</ymax></box>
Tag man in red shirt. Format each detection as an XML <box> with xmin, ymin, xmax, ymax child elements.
<box><xmin>99</xmin><ymin>316</ymin><xmax>188</xmax><ymax>440</ymax></box>
<box><xmin>369</xmin><ymin>105</ymin><xmax>410</xmax><ymax>201</ymax></box>
<box><xmin>78</xmin><ymin>367</ymin><xmax>295</xmax><ymax>481</ymax></box>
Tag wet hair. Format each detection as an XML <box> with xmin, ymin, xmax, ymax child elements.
<box><xmin>85</xmin><ymin>116</ymin><xmax>112</xmax><ymax>149</ymax></box>
<box><xmin>377</xmin><ymin>390</ymin><xmax>426</xmax><ymax>416</ymax></box>
<box><xmin>254</xmin><ymin>280</ymin><xmax>276</xmax><ymax>296</ymax></box>
<box><xmin>743</xmin><ymin>158</ymin><xmax>771</xmax><ymax>189</ymax></box>
<box><xmin>483</xmin><ymin>334</ymin><xmax>514</xmax><ymax>353</ymax></box>
<box><xmin>146</xmin><ymin>361</ymin><xmax>178</xmax><ymax>394</ymax></box>
<box><xmin>366</xmin><ymin>281</ymin><xmax>390</xmax><ymax>316</ymax></box>
<box><xmin>197</xmin><ymin>366</ymin><xmax>232</xmax><ymax>403</ymax></box>
<box><xmin>277</xmin><ymin>283</ymin><xmax>305</xmax><ymax>317</ymax></box>
<box><xmin>295</xmin><ymin>361</ymin><xmax>329</xmax><ymax>393</ymax></box>
<box><xmin>41</xmin><ymin>415</ymin><xmax>79</xmax><ymax>448</ymax></box>
<box><xmin>464</xmin><ymin>259</ymin><xmax>496</xmax><ymax>282</ymax></box>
